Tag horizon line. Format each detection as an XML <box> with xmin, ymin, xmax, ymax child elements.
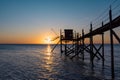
<box><xmin>0</xmin><ymin>43</ymin><xmax>119</xmax><ymax>45</ymax></box>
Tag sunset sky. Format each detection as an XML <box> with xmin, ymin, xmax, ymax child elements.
<box><xmin>0</xmin><ymin>0</ymin><xmax>120</xmax><ymax>44</ymax></box>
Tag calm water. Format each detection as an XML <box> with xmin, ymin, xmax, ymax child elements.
<box><xmin>0</xmin><ymin>44</ymin><xmax>119</xmax><ymax>80</ymax></box>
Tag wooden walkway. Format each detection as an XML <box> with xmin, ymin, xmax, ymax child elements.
<box><xmin>60</xmin><ymin>8</ymin><xmax>120</xmax><ymax>79</ymax></box>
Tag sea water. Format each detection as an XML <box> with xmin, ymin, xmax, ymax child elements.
<box><xmin>0</xmin><ymin>44</ymin><xmax>119</xmax><ymax>80</ymax></box>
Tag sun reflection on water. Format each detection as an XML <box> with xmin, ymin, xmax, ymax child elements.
<box><xmin>44</xmin><ymin>45</ymin><xmax>53</xmax><ymax>72</ymax></box>
<box><xmin>46</xmin><ymin>45</ymin><xmax>51</xmax><ymax>55</ymax></box>
<box><xmin>46</xmin><ymin>45</ymin><xmax>52</xmax><ymax>63</ymax></box>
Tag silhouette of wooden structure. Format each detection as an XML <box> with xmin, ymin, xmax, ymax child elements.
<box><xmin>60</xmin><ymin>8</ymin><xmax>120</xmax><ymax>79</ymax></box>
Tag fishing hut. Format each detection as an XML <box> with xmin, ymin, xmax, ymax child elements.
<box><xmin>60</xmin><ymin>29</ymin><xmax>81</xmax><ymax>58</ymax></box>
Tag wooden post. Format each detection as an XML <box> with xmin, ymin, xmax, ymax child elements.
<box><xmin>102</xmin><ymin>22</ymin><xmax>105</xmax><ymax>67</ymax></box>
<box><xmin>75</xmin><ymin>31</ymin><xmax>77</xmax><ymax>55</ymax></box>
<box><xmin>60</xmin><ymin>29</ymin><xmax>63</xmax><ymax>55</ymax></box>
<box><xmin>82</xmin><ymin>29</ymin><xmax>85</xmax><ymax>60</ymax></box>
<box><xmin>76</xmin><ymin>33</ymin><xmax>79</xmax><ymax>56</ymax></box>
<box><xmin>109</xmin><ymin>6</ymin><xmax>115</xmax><ymax>79</ymax></box>
<box><xmin>65</xmin><ymin>41</ymin><xmax>67</xmax><ymax>56</ymax></box>
<box><xmin>90</xmin><ymin>23</ymin><xmax>94</xmax><ymax>67</ymax></box>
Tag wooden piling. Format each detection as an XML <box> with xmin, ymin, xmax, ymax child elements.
<box><xmin>109</xmin><ymin>6</ymin><xmax>115</xmax><ymax>79</ymax></box>
<box><xmin>90</xmin><ymin>23</ymin><xmax>94</xmax><ymax>67</ymax></box>
<box><xmin>102</xmin><ymin>22</ymin><xmax>105</xmax><ymax>67</ymax></box>
<box><xmin>60</xmin><ymin>29</ymin><xmax>63</xmax><ymax>55</ymax></box>
<box><xmin>82</xmin><ymin>29</ymin><xmax>85</xmax><ymax>60</ymax></box>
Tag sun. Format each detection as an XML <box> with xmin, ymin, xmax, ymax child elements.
<box><xmin>45</xmin><ymin>37</ymin><xmax>52</xmax><ymax>44</ymax></box>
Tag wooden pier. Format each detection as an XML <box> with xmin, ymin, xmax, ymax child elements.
<box><xmin>60</xmin><ymin>7</ymin><xmax>120</xmax><ymax>79</ymax></box>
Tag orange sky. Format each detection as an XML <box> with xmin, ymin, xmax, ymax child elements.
<box><xmin>0</xmin><ymin>31</ymin><xmax>56</xmax><ymax>44</ymax></box>
<box><xmin>0</xmin><ymin>28</ymin><xmax>119</xmax><ymax>44</ymax></box>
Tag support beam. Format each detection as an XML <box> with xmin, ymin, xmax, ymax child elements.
<box><xmin>109</xmin><ymin>7</ymin><xmax>115</xmax><ymax>79</ymax></box>
<box><xmin>82</xmin><ymin>29</ymin><xmax>85</xmax><ymax>60</ymax></box>
<box><xmin>112</xmin><ymin>30</ymin><xmax>120</xmax><ymax>43</ymax></box>
<box><xmin>60</xmin><ymin>29</ymin><xmax>63</xmax><ymax>55</ymax></box>
<box><xmin>76</xmin><ymin>33</ymin><xmax>79</xmax><ymax>56</ymax></box>
<box><xmin>92</xmin><ymin>45</ymin><xmax>101</xmax><ymax>60</ymax></box>
<box><xmin>51</xmin><ymin>40</ymin><xmax>60</xmax><ymax>52</ymax></box>
<box><xmin>102</xmin><ymin>33</ymin><xmax>105</xmax><ymax>67</ymax></box>
<box><xmin>90</xmin><ymin>23</ymin><xmax>94</xmax><ymax>67</ymax></box>
<box><xmin>65</xmin><ymin>41</ymin><xmax>67</xmax><ymax>56</ymax></box>
<box><xmin>102</xmin><ymin>22</ymin><xmax>105</xmax><ymax>67</ymax></box>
